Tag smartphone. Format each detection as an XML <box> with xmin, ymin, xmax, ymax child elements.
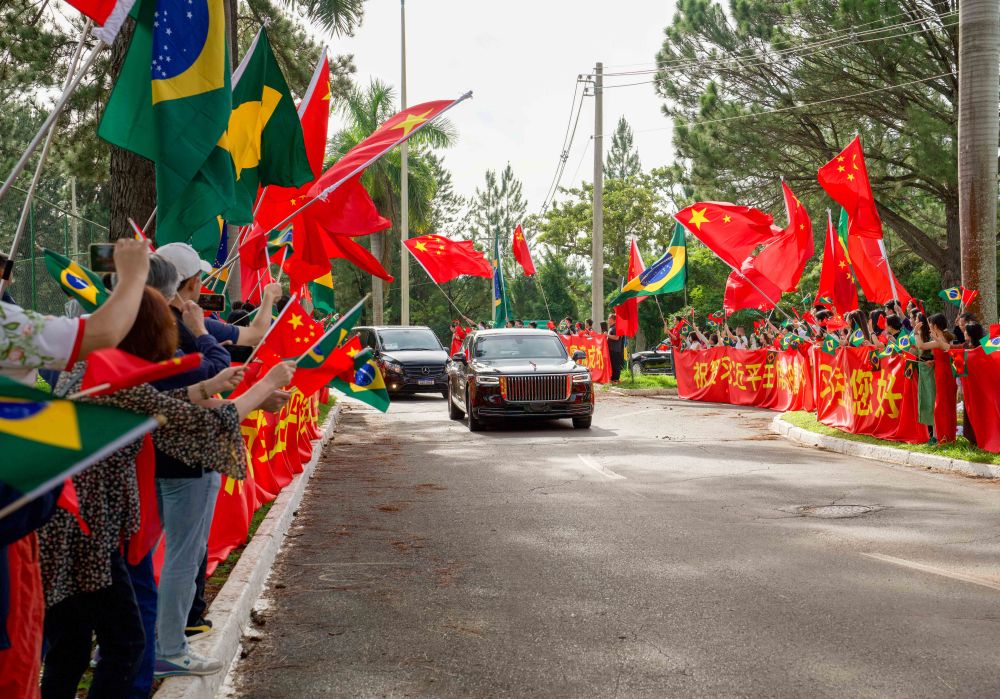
<box><xmin>200</xmin><ymin>293</ymin><xmax>226</xmax><ymax>312</ymax></box>
<box><xmin>89</xmin><ymin>243</ymin><xmax>116</xmax><ymax>273</ymax></box>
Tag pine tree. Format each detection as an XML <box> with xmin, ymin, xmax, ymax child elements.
<box><xmin>469</xmin><ymin>163</ymin><xmax>526</xmax><ymax>253</ymax></box>
<box><xmin>605</xmin><ymin>116</ymin><xmax>641</xmax><ymax>180</ymax></box>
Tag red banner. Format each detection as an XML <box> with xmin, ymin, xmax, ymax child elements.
<box><xmin>813</xmin><ymin>347</ymin><xmax>928</xmax><ymax>444</ymax></box>
<box><xmin>675</xmin><ymin>347</ymin><xmax>813</xmax><ymax>411</ymax></box>
<box><xmin>963</xmin><ymin>349</ymin><xmax>1000</xmax><ymax>454</ymax></box>
<box><xmin>560</xmin><ymin>332</ymin><xmax>612</xmax><ymax>384</ymax></box>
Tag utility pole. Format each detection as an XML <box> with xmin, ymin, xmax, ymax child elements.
<box><xmin>399</xmin><ymin>0</ymin><xmax>410</xmax><ymax>325</ymax></box>
<box><xmin>69</xmin><ymin>176</ymin><xmax>79</xmax><ymax>258</ymax></box>
<box><xmin>957</xmin><ymin>0</ymin><xmax>999</xmax><ymax>323</ymax></box>
<box><xmin>591</xmin><ymin>62</ymin><xmax>604</xmax><ymax>324</ymax></box>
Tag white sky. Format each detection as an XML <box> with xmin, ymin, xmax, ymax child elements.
<box><xmin>329</xmin><ymin>0</ymin><xmax>678</xmax><ymax>212</ymax></box>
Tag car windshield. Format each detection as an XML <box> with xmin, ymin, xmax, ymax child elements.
<box><xmin>474</xmin><ymin>335</ymin><xmax>568</xmax><ymax>361</ymax></box>
<box><xmin>377</xmin><ymin>328</ymin><xmax>442</xmax><ymax>352</ymax></box>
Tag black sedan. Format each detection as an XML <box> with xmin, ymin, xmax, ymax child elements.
<box><xmin>355</xmin><ymin>325</ymin><xmax>450</xmax><ymax>397</ymax></box>
<box><xmin>446</xmin><ymin>329</ymin><xmax>594</xmax><ymax>431</ymax></box>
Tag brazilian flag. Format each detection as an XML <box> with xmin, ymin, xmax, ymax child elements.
<box><xmin>42</xmin><ymin>250</ymin><xmax>109</xmax><ymax>312</ymax></box>
<box><xmin>608</xmin><ymin>222</ymin><xmax>686</xmax><ymax>306</ymax></box>
<box><xmin>849</xmin><ymin>328</ymin><xmax>866</xmax><ymax>347</ymax></box>
<box><xmin>266</xmin><ymin>228</ymin><xmax>294</xmax><ymax>259</ymax></box>
<box><xmin>895</xmin><ymin>332</ymin><xmax>916</xmax><ymax>355</ymax></box>
<box><xmin>492</xmin><ymin>236</ymin><xmax>511</xmax><ymax>328</ymax></box>
<box><xmin>982</xmin><ymin>335</ymin><xmax>1000</xmax><ymax>354</ymax></box>
<box><xmin>938</xmin><ymin>287</ymin><xmax>962</xmax><ymax>307</ymax></box>
<box><xmin>309</xmin><ymin>272</ymin><xmax>336</xmax><ymax>317</ymax></box>
<box><xmin>820</xmin><ymin>333</ymin><xmax>840</xmax><ymax>356</ymax></box>
<box><xmin>98</xmin><ymin>0</ymin><xmax>235</xmax><ymax>261</ymax></box>
<box><xmin>326</xmin><ymin>296</ymin><xmax>366</xmax><ymax>346</ymax></box>
<box><xmin>330</xmin><ymin>349</ymin><xmax>389</xmax><ymax>413</ymax></box>
<box><xmin>0</xmin><ymin>378</ymin><xmax>158</xmax><ymax>520</ymax></box>
<box><xmin>224</xmin><ymin>28</ymin><xmax>312</xmax><ymax>224</ymax></box>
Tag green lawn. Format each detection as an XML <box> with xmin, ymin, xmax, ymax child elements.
<box><xmin>607</xmin><ymin>374</ymin><xmax>678</xmax><ymax>390</ymax></box>
<box><xmin>782</xmin><ymin>410</ymin><xmax>1000</xmax><ymax>465</ymax></box>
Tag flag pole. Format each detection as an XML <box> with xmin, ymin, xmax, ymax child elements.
<box><xmin>403</xmin><ymin>246</ymin><xmax>476</xmax><ymax>325</ymax></box>
<box><xmin>244</xmin><ymin>292</ymin><xmax>300</xmax><ymax>364</ymax></box>
<box><xmin>292</xmin><ymin>294</ymin><xmax>370</xmax><ymax>366</ymax></box>
<box><xmin>877</xmin><ymin>238</ymin><xmax>900</xmax><ymax>305</ymax></box>
<box><xmin>0</xmin><ymin>35</ymin><xmax>105</xmax><ymax>207</ymax></box>
<box><xmin>0</xmin><ymin>23</ymin><xmax>93</xmax><ymax>297</ymax></box>
<box><xmin>264</xmin><ymin>92</ymin><xmax>473</xmax><ymax>238</ymax></box>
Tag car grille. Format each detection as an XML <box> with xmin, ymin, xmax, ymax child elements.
<box><xmin>500</xmin><ymin>374</ymin><xmax>570</xmax><ymax>402</ymax></box>
<box><xmin>402</xmin><ymin>364</ymin><xmax>445</xmax><ymax>379</ymax></box>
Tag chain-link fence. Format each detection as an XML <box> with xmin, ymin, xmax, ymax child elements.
<box><xmin>0</xmin><ymin>184</ymin><xmax>109</xmax><ymax>314</ymax></box>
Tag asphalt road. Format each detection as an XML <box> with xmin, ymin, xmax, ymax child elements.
<box><xmin>233</xmin><ymin>391</ymin><xmax>1000</xmax><ymax>698</ymax></box>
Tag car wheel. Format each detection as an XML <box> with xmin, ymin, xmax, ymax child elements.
<box><xmin>572</xmin><ymin>416</ymin><xmax>592</xmax><ymax>429</ymax></box>
<box><xmin>630</xmin><ymin>361</ymin><xmax>643</xmax><ymax>376</ymax></box>
<box><xmin>466</xmin><ymin>388</ymin><xmax>484</xmax><ymax>432</ymax></box>
<box><xmin>441</xmin><ymin>389</ymin><xmax>449</xmax><ymax>400</ymax></box>
<box><xmin>448</xmin><ymin>385</ymin><xmax>465</xmax><ymax>420</ymax></box>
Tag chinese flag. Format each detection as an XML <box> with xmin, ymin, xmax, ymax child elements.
<box><xmin>254</xmin><ymin>298</ymin><xmax>324</xmax><ymax>368</ymax></box>
<box><xmin>815</xmin><ymin>214</ymin><xmax>859</xmax><ymax>314</ymax></box>
<box><xmin>288</xmin><ymin>335</ymin><xmax>359</xmax><ymax>397</ymax></box>
<box><xmin>817</xmin><ymin>136</ymin><xmax>882</xmax><ymax>239</ymax></box>
<box><xmin>723</xmin><ymin>264</ymin><xmax>783</xmax><ymax>313</ymax></box>
<box><xmin>282</xmin><ymin>211</ymin><xmax>393</xmax><ymax>290</ymax></box>
<box><xmin>404</xmin><ymin>234</ymin><xmax>492</xmax><ymax>284</ymax></box>
<box><xmin>64</xmin><ymin>0</ymin><xmax>135</xmax><ymax>42</ymax></box>
<box><xmin>614</xmin><ymin>238</ymin><xmax>646</xmax><ymax>337</ymax></box>
<box><xmin>675</xmin><ymin>202</ymin><xmax>776</xmax><ymax>271</ymax></box>
<box><xmin>511</xmin><ymin>224</ymin><xmax>536</xmax><ymax>276</ymax></box>
<box><xmin>847</xmin><ymin>235</ymin><xmax>911</xmax><ymax>306</ymax></box>
<box><xmin>80</xmin><ymin>349</ymin><xmax>202</xmax><ymax>394</ymax></box>
<box><xmin>749</xmin><ymin>181</ymin><xmax>814</xmax><ymax>292</ymax></box>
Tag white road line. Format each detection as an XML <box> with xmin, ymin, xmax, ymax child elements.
<box><xmin>578</xmin><ymin>454</ymin><xmax>626</xmax><ymax>480</ymax></box>
<box><xmin>861</xmin><ymin>553</ymin><xmax>1000</xmax><ymax>592</ymax></box>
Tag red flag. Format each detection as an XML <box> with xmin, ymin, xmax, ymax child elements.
<box><xmin>817</xmin><ymin>136</ymin><xmax>882</xmax><ymax>239</ymax></box>
<box><xmin>254</xmin><ymin>298</ymin><xmax>324</xmax><ymax>368</ymax></box>
<box><xmin>126</xmin><ymin>436</ymin><xmax>159</xmax><ymax>564</ymax></box>
<box><xmin>288</xmin><ymin>336</ymin><xmax>360</xmax><ymax>397</ymax></box>
<box><xmin>56</xmin><ymin>479</ymin><xmax>89</xmax><ymax>535</ymax></box>
<box><xmin>614</xmin><ymin>238</ymin><xmax>646</xmax><ymax>337</ymax></box>
<box><xmin>449</xmin><ymin>325</ymin><xmax>470</xmax><ymax>357</ymax></box>
<box><xmin>675</xmin><ymin>202</ymin><xmax>775</xmax><ymax>270</ymax></box>
<box><xmin>240</xmin><ymin>264</ymin><xmax>271</xmax><ymax>304</ymax></box>
<box><xmin>724</xmin><ymin>265</ymin><xmax>783</xmax><ymax>314</ymax></box>
<box><xmin>63</xmin><ymin>0</ymin><xmax>136</xmax><ymax>42</ymax></box>
<box><xmin>79</xmin><ymin>349</ymin><xmax>202</xmax><ymax>394</ymax></box>
<box><xmin>815</xmin><ymin>213</ymin><xmax>859</xmax><ymax>314</ymax></box>
<box><xmin>750</xmin><ymin>182</ymin><xmax>814</xmax><ymax>292</ymax></box>
<box><xmin>404</xmin><ymin>234</ymin><xmax>492</xmax><ymax>284</ymax></box>
<box><xmin>511</xmin><ymin>224</ymin><xmax>536</xmax><ymax>276</ymax></box>
<box><xmin>847</xmin><ymin>235</ymin><xmax>911</xmax><ymax>305</ymax></box>
<box><xmin>961</xmin><ymin>286</ymin><xmax>979</xmax><ymax>307</ymax></box>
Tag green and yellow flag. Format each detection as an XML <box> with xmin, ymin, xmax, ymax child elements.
<box><xmin>0</xmin><ymin>377</ymin><xmax>158</xmax><ymax>520</ymax></box>
<box><xmin>607</xmin><ymin>222</ymin><xmax>686</xmax><ymax>306</ymax></box>
<box><xmin>309</xmin><ymin>272</ymin><xmax>336</xmax><ymax>317</ymax></box>
<box><xmin>330</xmin><ymin>348</ymin><xmax>389</xmax><ymax>413</ymax></box>
<box><xmin>42</xmin><ymin>249</ymin><xmax>109</xmax><ymax>312</ymax></box>
<box><xmin>224</xmin><ymin>28</ymin><xmax>313</xmax><ymax>224</ymax></box>
<box><xmin>98</xmin><ymin>0</ymin><xmax>235</xmax><ymax>260</ymax></box>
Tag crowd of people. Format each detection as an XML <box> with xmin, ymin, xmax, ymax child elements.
<box><xmin>662</xmin><ymin>299</ymin><xmax>989</xmax><ymax>445</ymax></box>
<box><xmin>1</xmin><ymin>240</ymin><xmax>304</xmax><ymax>699</ymax></box>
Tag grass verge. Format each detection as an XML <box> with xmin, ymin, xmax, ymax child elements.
<box><xmin>782</xmin><ymin>410</ymin><xmax>1000</xmax><ymax>465</ymax></box>
<box><xmin>606</xmin><ymin>374</ymin><xmax>678</xmax><ymax>390</ymax></box>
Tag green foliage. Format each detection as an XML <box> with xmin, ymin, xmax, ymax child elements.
<box><xmin>468</xmin><ymin>163</ymin><xmax>527</xmax><ymax>249</ymax></box>
<box><xmin>605</xmin><ymin>116</ymin><xmax>641</xmax><ymax>180</ymax></box>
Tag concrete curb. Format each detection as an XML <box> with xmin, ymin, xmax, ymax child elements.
<box><xmin>771</xmin><ymin>414</ymin><xmax>1000</xmax><ymax>479</ymax></box>
<box><xmin>153</xmin><ymin>403</ymin><xmax>343</xmax><ymax>699</ymax></box>
<box><xmin>605</xmin><ymin>387</ymin><xmax>676</xmax><ymax>397</ymax></box>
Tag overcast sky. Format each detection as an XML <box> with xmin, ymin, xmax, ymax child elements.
<box><xmin>329</xmin><ymin>0</ymin><xmax>678</xmax><ymax>214</ymax></box>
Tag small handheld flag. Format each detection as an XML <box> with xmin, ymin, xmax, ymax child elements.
<box><xmin>981</xmin><ymin>335</ymin><xmax>1000</xmax><ymax>355</ymax></box>
<box><xmin>938</xmin><ymin>287</ymin><xmax>962</xmax><ymax>307</ymax></box>
<box><xmin>43</xmin><ymin>249</ymin><xmax>110</xmax><ymax>312</ymax></box>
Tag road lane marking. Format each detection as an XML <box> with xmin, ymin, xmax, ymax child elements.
<box><xmin>578</xmin><ymin>454</ymin><xmax>625</xmax><ymax>480</ymax></box>
<box><xmin>861</xmin><ymin>553</ymin><xmax>1000</xmax><ymax>592</ymax></box>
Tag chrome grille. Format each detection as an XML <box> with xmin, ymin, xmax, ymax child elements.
<box><xmin>402</xmin><ymin>364</ymin><xmax>445</xmax><ymax>378</ymax></box>
<box><xmin>501</xmin><ymin>374</ymin><xmax>570</xmax><ymax>402</ymax></box>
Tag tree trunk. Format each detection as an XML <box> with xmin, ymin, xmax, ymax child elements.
<box><xmin>941</xmin><ymin>197</ymin><xmax>963</xmax><ymax>324</ymax></box>
<box><xmin>107</xmin><ymin>20</ymin><xmax>155</xmax><ymax>241</ymax></box>
<box><xmin>957</xmin><ymin>0</ymin><xmax>1000</xmax><ymax>323</ymax></box>
<box><xmin>371</xmin><ymin>231</ymin><xmax>384</xmax><ymax>323</ymax></box>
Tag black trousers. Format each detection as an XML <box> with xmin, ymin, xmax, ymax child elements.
<box><xmin>610</xmin><ymin>351</ymin><xmax>625</xmax><ymax>381</ymax></box>
<box><xmin>42</xmin><ymin>552</ymin><xmax>145</xmax><ymax>699</ymax></box>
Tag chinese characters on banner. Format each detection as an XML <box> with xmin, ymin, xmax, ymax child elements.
<box><xmin>560</xmin><ymin>333</ymin><xmax>612</xmax><ymax>384</ymax></box>
<box><xmin>674</xmin><ymin>347</ymin><xmax>814</xmax><ymax>412</ymax></box>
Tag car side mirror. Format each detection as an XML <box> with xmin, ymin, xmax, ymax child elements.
<box><xmin>572</xmin><ymin>350</ymin><xmax>587</xmax><ymax>362</ymax></box>
<box><xmin>451</xmin><ymin>352</ymin><xmax>467</xmax><ymax>363</ymax></box>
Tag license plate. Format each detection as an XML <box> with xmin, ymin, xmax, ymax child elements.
<box><xmin>417</xmin><ymin>378</ymin><xmax>435</xmax><ymax>386</ymax></box>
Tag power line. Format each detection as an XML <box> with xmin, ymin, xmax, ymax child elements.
<box><xmin>630</xmin><ymin>71</ymin><xmax>956</xmax><ymax>133</ymax></box>
<box><xmin>539</xmin><ymin>79</ymin><xmax>590</xmax><ymax>214</ymax></box>
<box><xmin>599</xmin><ymin>9</ymin><xmax>956</xmax><ymax>74</ymax></box>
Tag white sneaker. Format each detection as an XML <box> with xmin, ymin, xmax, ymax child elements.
<box><xmin>154</xmin><ymin>650</ymin><xmax>223</xmax><ymax>677</ymax></box>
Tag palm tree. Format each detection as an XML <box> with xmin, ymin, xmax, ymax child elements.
<box><xmin>957</xmin><ymin>0</ymin><xmax>999</xmax><ymax>323</ymax></box>
<box><xmin>329</xmin><ymin>79</ymin><xmax>456</xmax><ymax>322</ymax></box>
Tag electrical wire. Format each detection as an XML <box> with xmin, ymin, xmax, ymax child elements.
<box><xmin>538</xmin><ymin>80</ymin><xmax>589</xmax><ymax>214</ymax></box>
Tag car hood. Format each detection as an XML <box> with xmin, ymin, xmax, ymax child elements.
<box><xmin>471</xmin><ymin>358</ymin><xmax>585</xmax><ymax>374</ymax></box>
<box><xmin>381</xmin><ymin>349</ymin><xmax>448</xmax><ymax>364</ymax></box>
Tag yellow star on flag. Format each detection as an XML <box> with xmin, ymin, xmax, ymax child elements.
<box><xmin>347</xmin><ymin>347</ymin><xmax>359</xmax><ymax>357</ymax></box>
<box><xmin>688</xmin><ymin>207</ymin><xmax>711</xmax><ymax>230</ymax></box>
<box><xmin>722</xmin><ymin>215</ymin><xmax>732</xmax><ymax>224</ymax></box>
<box><xmin>289</xmin><ymin>314</ymin><xmax>303</xmax><ymax>330</ymax></box>
<box><xmin>414</xmin><ymin>241</ymin><xmax>428</xmax><ymax>252</ymax></box>
<box><xmin>392</xmin><ymin>109</ymin><xmax>434</xmax><ymax>136</ymax></box>
<box><xmin>837</xmin><ymin>165</ymin><xmax>845</xmax><ymax>173</ymax></box>
<box><xmin>847</xmin><ymin>174</ymin><xmax>855</xmax><ymax>182</ymax></box>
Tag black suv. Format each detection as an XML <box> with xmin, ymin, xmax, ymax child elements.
<box><xmin>447</xmin><ymin>328</ymin><xmax>595</xmax><ymax>431</ymax></box>
<box><xmin>355</xmin><ymin>326</ymin><xmax>449</xmax><ymax>397</ymax></box>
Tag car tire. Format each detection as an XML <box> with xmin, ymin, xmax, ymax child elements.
<box><xmin>466</xmin><ymin>388</ymin><xmax>484</xmax><ymax>432</ymax></box>
<box><xmin>630</xmin><ymin>361</ymin><xmax>643</xmax><ymax>376</ymax></box>
<box><xmin>441</xmin><ymin>389</ymin><xmax>449</xmax><ymax>400</ymax></box>
<box><xmin>572</xmin><ymin>416</ymin><xmax>592</xmax><ymax>429</ymax></box>
<box><xmin>448</xmin><ymin>385</ymin><xmax>465</xmax><ymax>420</ymax></box>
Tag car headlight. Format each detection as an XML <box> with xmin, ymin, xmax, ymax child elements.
<box><xmin>475</xmin><ymin>375</ymin><xmax>500</xmax><ymax>385</ymax></box>
<box><xmin>382</xmin><ymin>359</ymin><xmax>404</xmax><ymax>374</ymax></box>
<box><xmin>572</xmin><ymin>372</ymin><xmax>592</xmax><ymax>383</ymax></box>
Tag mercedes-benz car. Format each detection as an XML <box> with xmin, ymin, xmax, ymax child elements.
<box><xmin>446</xmin><ymin>328</ymin><xmax>594</xmax><ymax>431</ymax></box>
<box><xmin>355</xmin><ymin>325</ymin><xmax>449</xmax><ymax>397</ymax></box>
